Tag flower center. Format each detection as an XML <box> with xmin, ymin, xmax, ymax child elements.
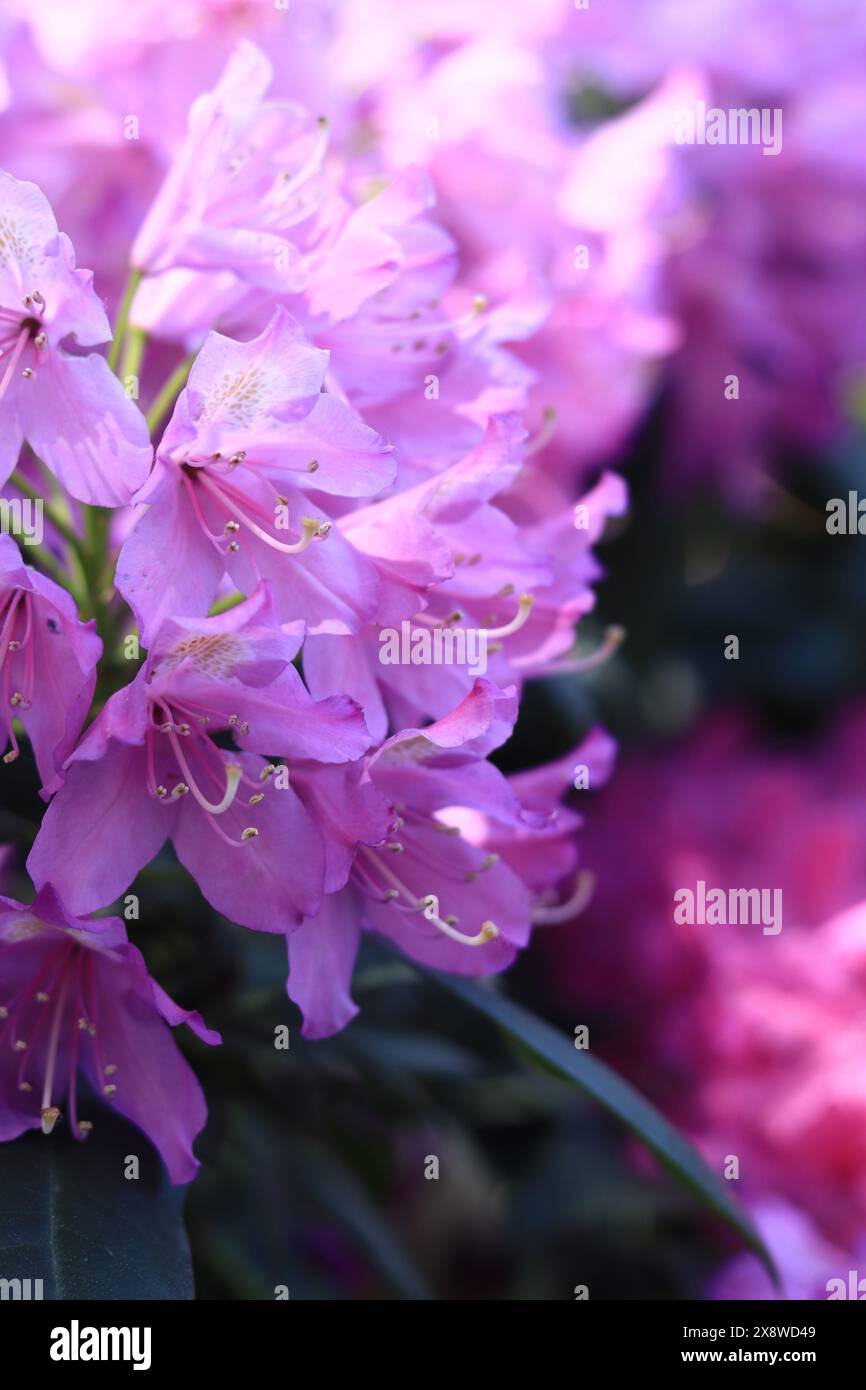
<box><xmin>180</xmin><ymin>462</ymin><xmax>329</xmax><ymax>559</ymax></box>
<box><xmin>157</xmin><ymin>632</ymin><xmax>248</xmax><ymax>681</ymax></box>
<box><xmin>0</xmin><ymin>292</ymin><xmax>47</xmax><ymax>402</ymax></box>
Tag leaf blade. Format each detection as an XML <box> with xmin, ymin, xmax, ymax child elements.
<box><xmin>0</xmin><ymin>1105</ymin><xmax>194</xmax><ymax>1300</ymax></box>
<box><xmin>425</xmin><ymin>970</ymin><xmax>778</xmax><ymax>1285</ymax></box>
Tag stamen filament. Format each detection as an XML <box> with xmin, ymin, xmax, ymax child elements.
<box><xmin>269</xmin><ymin>119</ymin><xmax>329</xmax><ymax>208</ymax></box>
<box><xmin>164</xmin><ymin>722</ymin><xmax>242</xmax><ymax>814</ymax></box>
<box><xmin>181</xmin><ymin>470</ymin><xmax>232</xmax><ymax>546</ymax></box>
<box><xmin>40</xmin><ymin>952</ymin><xmax>74</xmax><ymax>1128</ymax></box>
<box><xmin>358</xmin><ymin>846</ymin><xmax>499</xmax><ymax>947</ymax></box>
<box><xmin>197</xmin><ymin>472</ymin><xmax>327</xmax><ymax>554</ymax></box>
<box><xmin>524</xmin><ymin>407</ymin><xmax>557</xmax><ymax>458</ymax></box>
<box><xmin>420</xmin><ymin>894</ymin><xmax>499</xmax><ymax>945</ymax></box>
<box><xmin>482</xmin><ymin>593</ymin><xmax>534</xmax><ymax>639</ymax></box>
<box><xmin>0</xmin><ymin>327</ymin><xmax>30</xmax><ymax>401</ymax></box>
<box><xmin>570</xmin><ymin>624</ymin><xmax>625</xmax><ymax>671</ymax></box>
<box><xmin>532</xmin><ymin>870</ymin><xmax>595</xmax><ymax>925</ymax></box>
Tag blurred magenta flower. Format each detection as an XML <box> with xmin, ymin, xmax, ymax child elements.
<box><xmin>537</xmin><ymin>713</ymin><xmax>866</xmax><ymax>1293</ymax></box>
<box><xmin>131</xmin><ymin>40</ymin><xmax>330</xmax><ymax>290</ymax></box>
<box><xmin>710</xmin><ymin>1199</ymin><xmax>862</xmax><ymax>1301</ymax></box>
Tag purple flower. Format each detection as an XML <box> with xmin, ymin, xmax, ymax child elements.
<box><xmin>0</xmin><ymin>170</ymin><xmax>152</xmax><ymax>504</ymax></box>
<box><xmin>286</xmin><ymin>678</ymin><xmax>534</xmax><ymax>1039</ymax></box>
<box><xmin>317</xmin><ymin>271</ymin><xmax>544</xmax><ymax>483</ymax></box>
<box><xmin>129</xmin><ymin>42</ymin><xmax>456</xmax><ymax>342</ymax></box>
<box><xmin>304</xmin><ymin>424</ymin><xmax>626</xmax><ymax>739</ymax></box>
<box><xmin>131</xmin><ymin>40</ymin><xmax>330</xmax><ymax>292</ymax></box>
<box><xmin>117</xmin><ymin>306</ymin><xmax>393</xmax><ymax>644</ymax></box>
<box><xmin>470</xmin><ymin>726</ymin><xmax>618</xmax><ymax>912</ymax></box>
<box><xmin>0</xmin><ymin>535</ymin><xmax>101</xmax><ymax>796</ymax></box>
<box><xmin>28</xmin><ymin>585</ymin><xmax>372</xmax><ymax>932</ymax></box>
<box><xmin>0</xmin><ymin>883</ymin><xmax>219</xmax><ymax>1184</ymax></box>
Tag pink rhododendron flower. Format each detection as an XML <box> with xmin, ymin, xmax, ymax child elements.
<box><xmin>28</xmin><ymin>586</ymin><xmax>373</xmax><ymax>932</ymax></box>
<box><xmin>303</xmin><ymin>415</ymin><xmax>546</xmax><ymax>738</ymax></box>
<box><xmin>471</xmin><ymin>726</ymin><xmax>618</xmax><ymax>908</ymax></box>
<box><xmin>305</xmin><ymin>426</ymin><xmax>626</xmax><ymax>740</ymax></box>
<box><xmin>0</xmin><ymin>170</ymin><xmax>151</xmax><ymax>504</ymax></box>
<box><xmin>307</xmin><ymin>234</ymin><xmax>539</xmax><ymax>488</ymax></box>
<box><xmin>356</xmin><ymin>24</ymin><xmax>681</xmax><ymax>492</ymax></box>
<box><xmin>131</xmin><ymin>40</ymin><xmax>330</xmax><ymax>291</ymax></box>
<box><xmin>288</xmin><ymin>680</ymin><xmax>538</xmax><ymax>1038</ymax></box>
<box><xmin>129</xmin><ymin>43</ymin><xmax>456</xmax><ymax>344</ymax></box>
<box><xmin>0</xmin><ymin>535</ymin><xmax>101</xmax><ymax>795</ymax></box>
<box><xmin>117</xmin><ymin>306</ymin><xmax>393</xmax><ymax>642</ymax></box>
<box><xmin>0</xmin><ymin>882</ymin><xmax>219</xmax><ymax>1183</ymax></box>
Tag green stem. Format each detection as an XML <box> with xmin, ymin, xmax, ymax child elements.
<box><xmin>81</xmin><ymin>507</ymin><xmax>113</xmax><ymax>632</ymax></box>
<box><xmin>120</xmin><ymin>326</ymin><xmax>148</xmax><ymax>385</ymax></box>
<box><xmin>147</xmin><ymin>352</ymin><xmax>196</xmax><ymax>435</ymax></box>
<box><xmin>34</xmin><ymin>455</ymin><xmax>60</xmax><ymax>503</ymax></box>
<box><xmin>20</xmin><ymin>542</ymin><xmax>67</xmax><ymax>585</ymax></box>
<box><xmin>10</xmin><ymin>469</ymin><xmax>82</xmax><ymax>552</ymax></box>
<box><xmin>108</xmin><ymin>268</ymin><xmax>144</xmax><ymax>374</ymax></box>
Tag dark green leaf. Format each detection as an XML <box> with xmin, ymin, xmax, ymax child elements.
<box><xmin>0</xmin><ymin>1104</ymin><xmax>193</xmax><ymax>1299</ymax></box>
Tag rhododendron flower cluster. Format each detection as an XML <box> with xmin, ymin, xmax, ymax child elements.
<box><xmin>0</xmin><ymin>39</ymin><xmax>621</xmax><ymax>1180</ymax></box>
<box><xmin>1</xmin><ymin>0</ymin><xmax>858</xmax><ymax>1320</ymax></box>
